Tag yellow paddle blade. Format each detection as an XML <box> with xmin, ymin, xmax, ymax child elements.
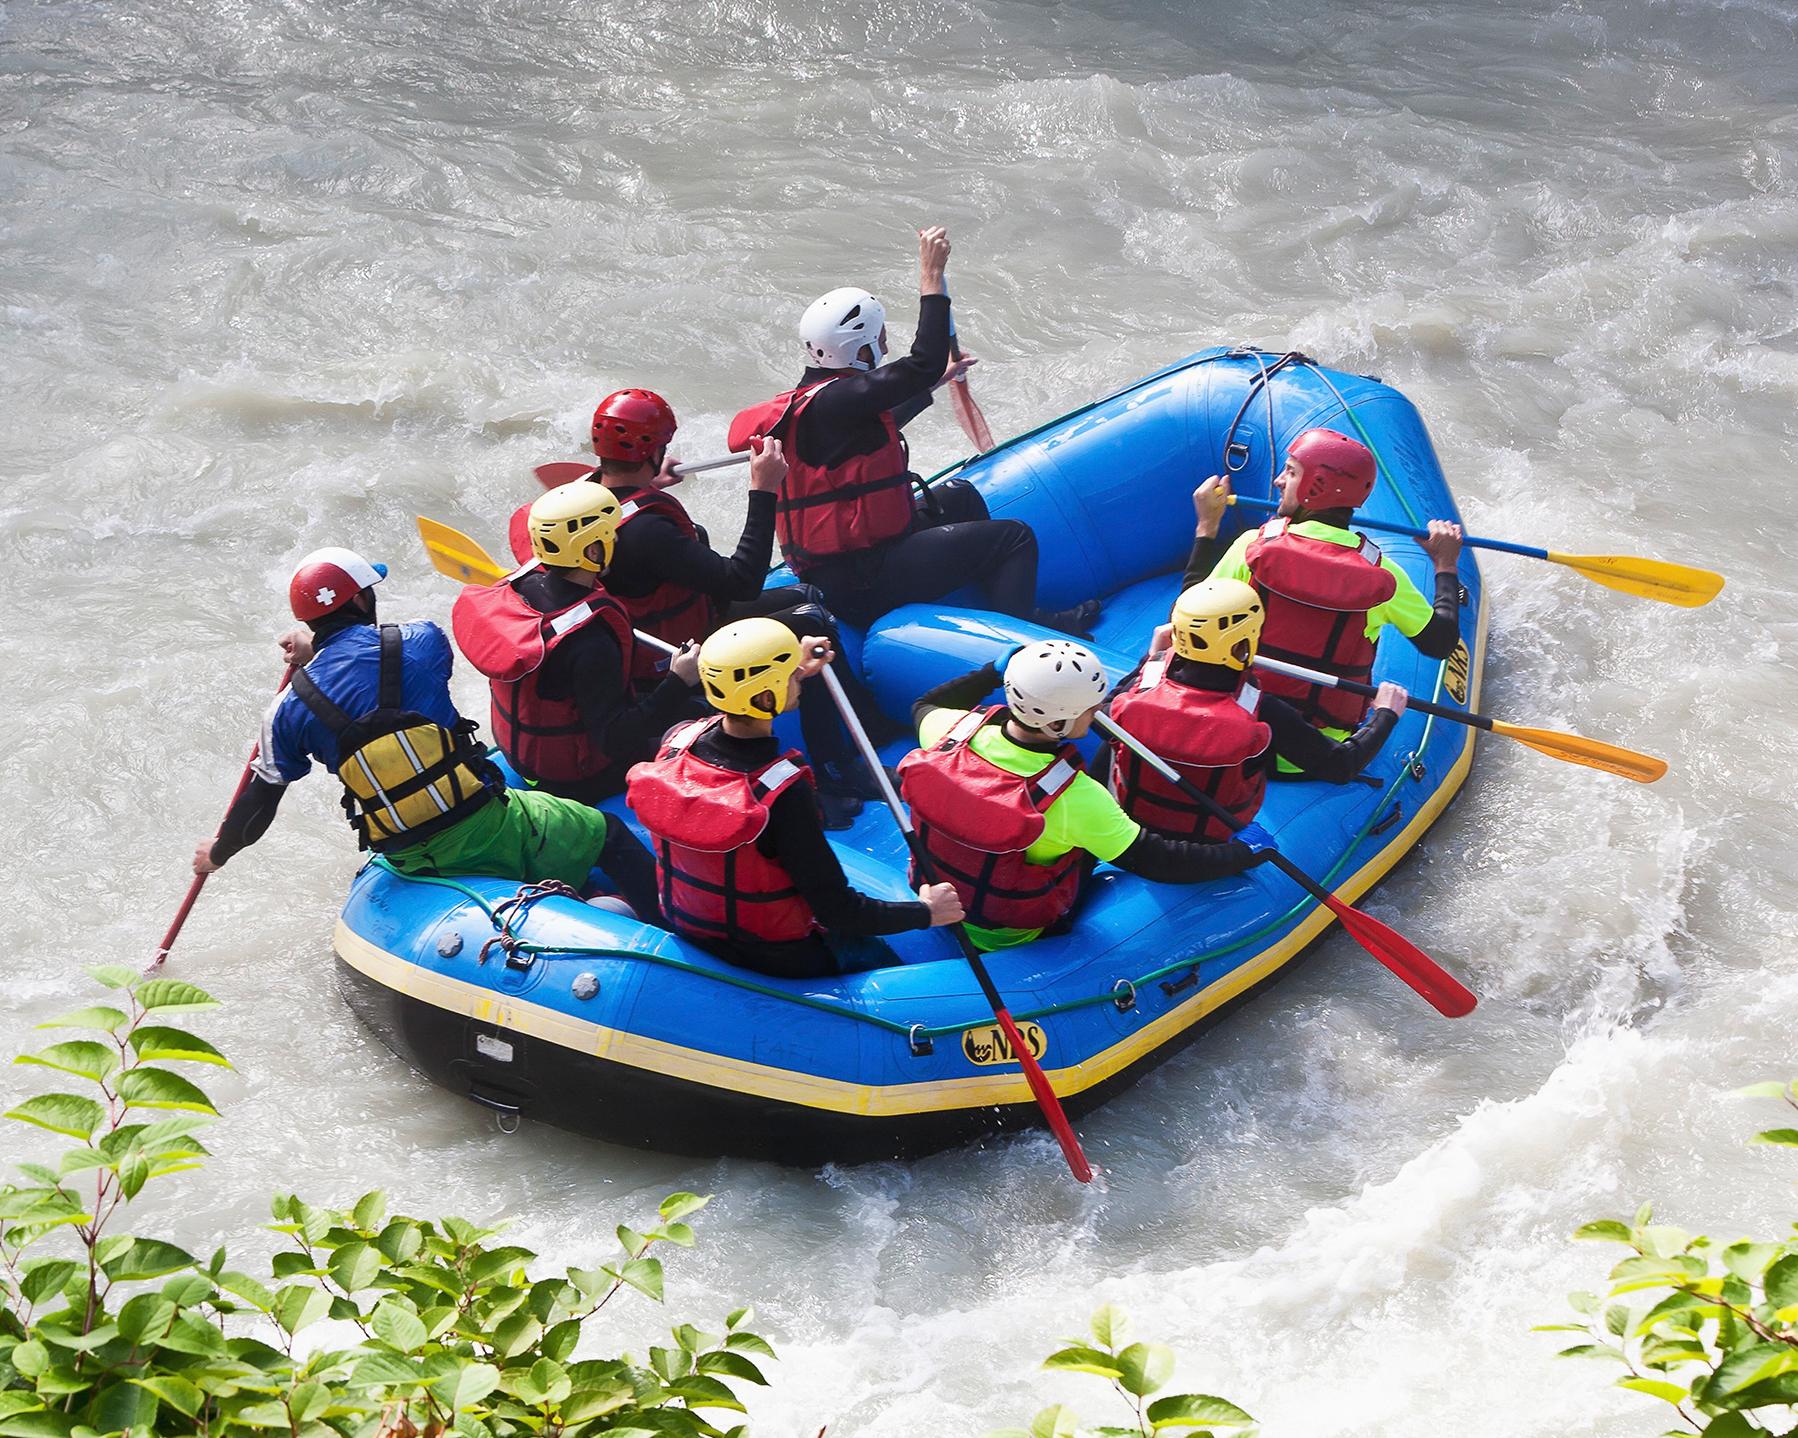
<box><xmin>1488</xmin><ymin>721</ymin><xmax>1668</xmax><ymax>783</ymax></box>
<box><xmin>415</xmin><ymin>516</ymin><xmax>507</xmax><ymax>586</ymax></box>
<box><xmin>1548</xmin><ymin>551</ymin><xmax>1724</xmax><ymax>608</ymax></box>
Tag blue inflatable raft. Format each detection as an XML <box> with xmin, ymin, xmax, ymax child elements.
<box><xmin>333</xmin><ymin>347</ymin><xmax>1486</xmax><ymax>1164</ymax></box>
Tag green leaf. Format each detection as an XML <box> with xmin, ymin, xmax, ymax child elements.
<box><xmin>1701</xmin><ymin>1413</ymin><xmax>1762</xmax><ymax>1438</ymax></box>
<box><xmin>128</xmin><ymin>1027</ymin><xmax>230</xmax><ymax>1067</ymax></box>
<box><xmin>1735</xmin><ymin>1081</ymin><xmax>1791</xmax><ymax>1100</ymax></box>
<box><xmin>38</xmin><ymin>1005</ymin><xmax>128</xmax><ymax>1034</ymax></box>
<box><xmin>1146</xmin><ymin>1393</ymin><xmax>1256</xmax><ymax>1429</ymax></box>
<box><xmin>493</xmin><ymin>1311</ymin><xmax>542</xmax><ymax>1359</ymax></box>
<box><xmin>115</xmin><ymin>1067</ymin><xmax>216</xmax><ymax>1114</ymax></box>
<box><xmin>1765</xmin><ymin>1253</ymin><xmax>1798</xmax><ymax>1309</ymax></box>
<box><xmin>725</xmin><ymin>1305</ymin><xmax>753</xmax><ymax>1330</ymax></box>
<box><xmin>117</xmin><ymin>1293</ymin><xmax>178</xmax><ymax>1344</ymax></box>
<box><xmin>1117</xmin><ymin>1342</ymin><xmax>1177</xmax><ymax>1397</ymax></box>
<box><xmin>217</xmin><ymin>1269</ymin><xmax>276</xmax><ymax>1311</ymax></box>
<box><xmin>658</xmin><ymin>1191</ymin><xmax>709</xmax><ymax>1222</ymax></box>
<box><xmin>1089</xmin><ymin>1302</ymin><xmax>1128</xmax><ymax>1350</ymax></box>
<box><xmin>5</xmin><ymin>1093</ymin><xmax>105</xmax><ymax>1139</ymax></box>
<box><xmin>695</xmin><ymin>1351</ymin><xmax>767</xmax><ymax>1385</ymax></box>
<box><xmin>133</xmin><ymin>979</ymin><xmax>219</xmax><ymax>1014</ymax></box>
<box><xmin>1556</xmin><ymin>1344</ymin><xmax>1619</xmax><ymax>1360</ymax></box>
<box><xmin>18</xmin><ymin>1259</ymin><xmax>79</xmax><ymax>1307</ymax></box>
<box><xmin>616</xmin><ymin>1224</ymin><xmax>649</xmax><ymax>1258</ymax></box>
<box><xmin>542</xmin><ymin>1319</ymin><xmax>581</xmax><ymax>1362</ymax></box>
<box><xmin>451</xmin><ymin>1363</ymin><xmax>501</xmax><ymax>1411</ymax></box>
<box><xmin>1721</xmin><ymin>1241</ymin><xmax>1781</xmax><ymax>1285</ymax></box>
<box><xmin>101</xmin><ymin>1237</ymin><xmax>194</xmax><ymax>1281</ymax></box>
<box><xmin>1752</xmin><ymin>1128</ymin><xmax>1798</xmax><ymax>1147</ymax></box>
<box><xmin>1043</xmin><ymin>1344</ymin><xmax>1125</xmax><ymax>1379</ymax></box>
<box><xmin>467</xmin><ymin>1245</ymin><xmax>535</xmax><ymax>1285</ymax></box>
<box><xmin>1638</xmin><ymin>1225</ymin><xmax>1692</xmax><ymax>1259</ymax></box>
<box><xmin>372</xmin><ymin>1301</ymin><xmax>429</xmax><ymax>1352</ymax></box>
<box><xmin>350</xmin><ymin>1351</ymin><xmax>424</xmax><ymax>1387</ymax></box>
<box><xmin>375</xmin><ymin>1219</ymin><xmax>423</xmax><ymax>1263</ymax></box>
<box><xmin>272</xmin><ymin>1284</ymin><xmax>330</xmax><ymax>1335</ymax></box>
<box><xmin>1567</xmin><ymin>1290</ymin><xmax>1600</xmax><ymax>1314</ymax></box>
<box><xmin>116</xmin><ymin>1148</ymin><xmax>151</xmax><ymax>1199</ymax></box>
<box><xmin>327</xmin><ymin>1240</ymin><xmax>382</xmax><ymax>1293</ymax></box>
<box><xmin>618</xmin><ymin>1256</ymin><xmax>663</xmax><ymax>1301</ymax></box>
<box><xmin>669</xmin><ymin>1375</ymin><xmax>746</xmax><ymax>1412</ymax></box>
<box><xmin>350</xmin><ymin>1190</ymin><xmax>387</xmax><ymax>1232</ymax></box>
<box><xmin>1616</xmin><ymin>1377</ymin><xmax>1688</xmax><ymax>1404</ymax></box>
<box><xmin>89</xmin><ymin>964</ymin><xmax>138</xmax><ymax>989</ymax></box>
<box><xmin>1029</xmin><ymin>1405</ymin><xmax>1081</xmax><ymax>1438</ymax></box>
<box><xmin>129</xmin><ymin>1376</ymin><xmax>203</xmax><ymax>1418</ymax></box>
<box><xmin>1603</xmin><ymin>1305</ymin><xmax>1630</xmax><ymax>1337</ymax></box>
<box><xmin>560</xmin><ymin>1384</ymin><xmax>636</xmax><ymax>1423</ymax></box>
<box><xmin>723</xmin><ymin>1331</ymin><xmax>776</xmax><ymax>1359</ymax></box>
<box><xmin>16</xmin><ymin>1041</ymin><xmax>119</xmax><ymax>1083</ymax></box>
<box><xmin>1633</xmin><ymin>1201</ymin><xmax>1654</xmax><ymax>1226</ymax></box>
<box><xmin>1573</xmin><ymin>1220</ymin><xmax>1633</xmax><ymax>1243</ymax></box>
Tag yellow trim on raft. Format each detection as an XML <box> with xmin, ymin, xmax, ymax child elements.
<box><xmin>337</xmin><ymin>597</ymin><xmax>1488</xmax><ymax>1119</ymax></box>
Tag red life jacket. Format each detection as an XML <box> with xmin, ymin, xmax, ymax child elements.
<box><xmin>509</xmin><ymin>488</ymin><xmax>716</xmax><ymax>686</ymax></box>
<box><xmin>1106</xmin><ymin>659</ymin><xmax>1272</xmax><ymax>841</ymax></box>
<box><xmin>727</xmin><ymin>379</ymin><xmax>913</xmax><ymax>572</ymax></box>
<box><xmin>1244</xmin><ymin>518</ymin><xmax>1398</xmax><ymax>729</ymax></box>
<box><xmin>625</xmin><ymin>717</ymin><xmax>820</xmax><ymax>946</ymax></box>
<box><xmin>897</xmin><ymin>707</ymin><xmax>1086</xmax><ymax>934</ymax></box>
<box><xmin>450</xmin><ymin>566</ymin><xmax>637</xmax><ymax>785</ymax></box>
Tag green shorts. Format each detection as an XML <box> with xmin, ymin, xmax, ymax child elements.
<box><xmin>385</xmin><ymin>789</ymin><xmax>611</xmax><ymax>889</ymax></box>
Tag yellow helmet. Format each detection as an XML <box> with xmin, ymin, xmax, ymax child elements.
<box><xmin>1170</xmin><ymin>579</ymin><xmax>1264</xmax><ymax>670</ymax></box>
<box><xmin>698</xmin><ymin>618</ymin><xmax>804</xmax><ymax>718</ymax></box>
<box><xmin>528</xmin><ymin>480</ymin><xmax>621</xmax><ymax>572</ymax></box>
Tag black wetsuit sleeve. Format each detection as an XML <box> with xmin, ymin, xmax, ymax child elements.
<box><xmin>210</xmin><ymin>777</ymin><xmax>287</xmax><ymax>865</ymax></box>
<box><xmin>1407</xmin><ymin>571</ymin><xmax>1464</xmax><ymax>659</ymax></box>
<box><xmin>595</xmin><ymin>817</ymin><xmax>662</xmax><ymax>923</ymax></box>
<box><xmin>1182</xmin><ymin>532</ymin><xmax>1231</xmax><ymax>590</ymax></box>
<box><xmin>1263</xmin><ymin>695</ymin><xmax>1398</xmax><ymax>783</ymax></box>
<box><xmin>568</xmin><ymin>626</ymin><xmax>700</xmax><ymax>768</ymax></box>
<box><xmin>631</xmin><ymin>492</ymin><xmax>776</xmax><ymax>604</ymax></box>
<box><xmin>764</xmin><ymin>785</ymin><xmax>931</xmax><ymax>937</ymax></box>
<box><xmin>800</xmin><ymin>294</ymin><xmax>952</xmax><ymax>431</ymax></box>
<box><xmin>911</xmin><ymin>661</ymin><xmax>1003</xmax><ymax>732</ymax></box>
<box><xmin>1111</xmin><ymin>828</ymin><xmax>1255</xmax><ymax>883</ymax></box>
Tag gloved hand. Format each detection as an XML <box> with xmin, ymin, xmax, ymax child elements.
<box><xmin>1230</xmin><ymin>821</ymin><xmax>1280</xmax><ymax>863</ymax></box>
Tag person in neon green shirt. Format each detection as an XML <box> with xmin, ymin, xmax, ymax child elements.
<box><xmin>1184</xmin><ymin>428</ymin><xmax>1463</xmax><ymax>747</ymax></box>
<box><xmin>899</xmin><ymin>642</ymin><xmax>1271</xmax><ymax>952</ymax></box>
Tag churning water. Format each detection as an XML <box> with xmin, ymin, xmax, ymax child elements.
<box><xmin>3</xmin><ymin>1</ymin><xmax>1796</xmax><ymax>1432</ymax></box>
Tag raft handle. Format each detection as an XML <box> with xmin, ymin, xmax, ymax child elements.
<box><xmin>907</xmin><ymin>1024</ymin><xmax>934</xmax><ymax>1058</ymax></box>
<box><xmin>1159</xmin><ymin>968</ymin><xmax>1200</xmax><ymax>999</ymax></box>
<box><xmin>1369</xmin><ymin>802</ymin><xmax>1405</xmax><ymax>837</ymax></box>
<box><xmin>466</xmin><ymin>1090</ymin><xmax>523</xmax><ymax>1134</ymax></box>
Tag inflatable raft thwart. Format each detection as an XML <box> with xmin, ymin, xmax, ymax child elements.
<box><xmin>333</xmin><ymin>347</ymin><xmax>1486</xmax><ymax>1165</ymax></box>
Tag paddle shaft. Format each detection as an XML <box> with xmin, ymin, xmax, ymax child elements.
<box><xmin>815</xmin><ymin>663</ymin><xmax>1093</xmax><ymax>1183</ymax></box>
<box><xmin>1250</xmin><ymin>655</ymin><xmax>1493</xmax><ymax>733</ymax></box>
<box><xmin>151</xmin><ymin>663</ymin><xmax>297</xmax><ymax>971</ymax></box>
<box><xmin>1227</xmin><ymin>493</ymin><xmax>1543</xmax><ymax>560</ymax></box>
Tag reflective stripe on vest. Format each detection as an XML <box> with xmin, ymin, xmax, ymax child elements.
<box><xmin>1244</xmin><ymin>518</ymin><xmax>1397</xmax><ymax>730</ymax></box>
<box><xmin>897</xmin><ymin>707</ymin><xmax>1086</xmax><ymax>934</ymax></box>
<box><xmin>625</xmin><ymin>717</ymin><xmax>821</xmax><ymax>946</ymax></box>
<box><xmin>290</xmin><ymin>625</ymin><xmax>497</xmax><ymax>852</ymax></box>
<box><xmin>1106</xmin><ymin>661</ymin><xmax>1272</xmax><ymax>841</ymax></box>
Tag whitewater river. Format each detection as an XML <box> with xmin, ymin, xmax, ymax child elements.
<box><xmin>4</xmin><ymin>1</ymin><xmax>1796</xmax><ymax>1432</ymax></box>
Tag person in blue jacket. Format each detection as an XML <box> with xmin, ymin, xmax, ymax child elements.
<box><xmin>192</xmin><ymin>547</ymin><xmax>657</xmax><ymax>916</ymax></box>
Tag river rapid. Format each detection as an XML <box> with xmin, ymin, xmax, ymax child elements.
<box><xmin>4</xmin><ymin>0</ymin><xmax>1796</xmax><ymax>1432</ymax></box>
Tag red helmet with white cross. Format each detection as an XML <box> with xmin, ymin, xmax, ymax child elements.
<box><xmin>289</xmin><ymin>548</ymin><xmax>387</xmax><ymax>621</ymax></box>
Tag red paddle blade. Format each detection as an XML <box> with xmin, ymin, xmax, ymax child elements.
<box><xmin>948</xmin><ymin>380</ymin><xmax>995</xmax><ymax>454</ymax></box>
<box><xmin>534</xmin><ymin>461</ymin><xmax>595</xmax><ymax>489</ymax></box>
<box><xmin>994</xmin><ymin>1008</ymin><xmax>1094</xmax><ymax>1182</ymax></box>
<box><xmin>1317</xmin><ymin>892</ymin><xmax>1476</xmax><ymax>1017</ymax></box>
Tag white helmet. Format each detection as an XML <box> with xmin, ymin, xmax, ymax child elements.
<box><xmin>1003</xmin><ymin>641</ymin><xmax>1109</xmax><ymax>737</ymax></box>
<box><xmin>799</xmin><ymin>286</ymin><xmax>888</xmax><ymax>371</ymax></box>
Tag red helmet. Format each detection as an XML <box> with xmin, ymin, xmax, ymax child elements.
<box><xmin>289</xmin><ymin>547</ymin><xmax>387</xmax><ymax>621</ymax></box>
<box><xmin>1285</xmin><ymin>428</ymin><xmax>1377</xmax><ymax>511</ymax></box>
<box><xmin>590</xmin><ymin>388</ymin><xmax>677</xmax><ymax>462</ymax></box>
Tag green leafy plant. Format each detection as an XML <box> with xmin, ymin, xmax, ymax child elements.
<box><xmin>0</xmin><ymin>966</ymin><xmax>773</xmax><ymax>1436</ymax></box>
<box><xmin>988</xmin><ymin>1304</ymin><xmax>1255</xmax><ymax>1438</ymax></box>
<box><xmin>1542</xmin><ymin>1078</ymin><xmax>1798</xmax><ymax>1436</ymax></box>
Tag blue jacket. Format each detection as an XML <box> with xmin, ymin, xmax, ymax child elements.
<box><xmin>254</xmin><ymin>622</ymin><xmax>465</xmax><ymax>785</ymax></box>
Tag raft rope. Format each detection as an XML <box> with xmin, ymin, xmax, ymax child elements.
<box><xmin>363</xmin><ymin>360</ymin><xmax>1461</xmax><ymax>1048</ymax></box>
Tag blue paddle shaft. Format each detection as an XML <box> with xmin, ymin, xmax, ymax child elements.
<box><xmin>1228</xmin><ymin>494</ymin><xmax>1548</xmax><ymax>561</ymax></box>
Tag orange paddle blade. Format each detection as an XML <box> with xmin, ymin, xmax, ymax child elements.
<box><xmin>1488</xmin><ymin>721</ymin><xmax>1667</xmax><ymax>783</ymax></box>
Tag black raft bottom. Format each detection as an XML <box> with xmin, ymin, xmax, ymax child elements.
<box><xmin>333</xmin><ymin>948</ymin><xmax>1317</xmax><ymax>1168</ymax></box>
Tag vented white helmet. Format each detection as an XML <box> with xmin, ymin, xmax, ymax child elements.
<box><xmin>799</xmin><ymin>286</ymin><xmax>888</xmax><ymax>371</ymax></box>
<box><xmin>1003</xmin><ymin>641</ymin><xmax>1109</xmax><ymax>737</ymax></box>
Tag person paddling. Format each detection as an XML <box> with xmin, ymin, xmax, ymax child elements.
<box><xmin>626</xmin><ymin>619</ymin><xmax>965</xmax><ymax>979</ymax></box>
<box><xmin>453</xmin><ymin>480</ymin><xmax>706</xmax><ymax>805</ymax></box>
<box><xmin>1191</xmin><ymin>429</ymin><xmax>1463</xmax><ymax>748</ymax></box>
<box><xmin>515</xmin><ymin>391</ymin><xmax>897</xmax><ymax>827</ymax></box>
<box><xmin>728</xmin><ymin>226</ymin><xmax>1097</xmax><ymax>634</ymax></box>
<box><xmin>1103</xmin><ymin>579</ymin><xmax>1409</xmax><ymax>840</ymax></box>
<box><xmin>191</xmin><ymin>548</ymin><xmax>657</xmax><ymax>914</ymax></box>
<box><xmin>898</xmin><ymin>641</ymin><xmax>1270</xmax><ymax>954</ymax></box>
